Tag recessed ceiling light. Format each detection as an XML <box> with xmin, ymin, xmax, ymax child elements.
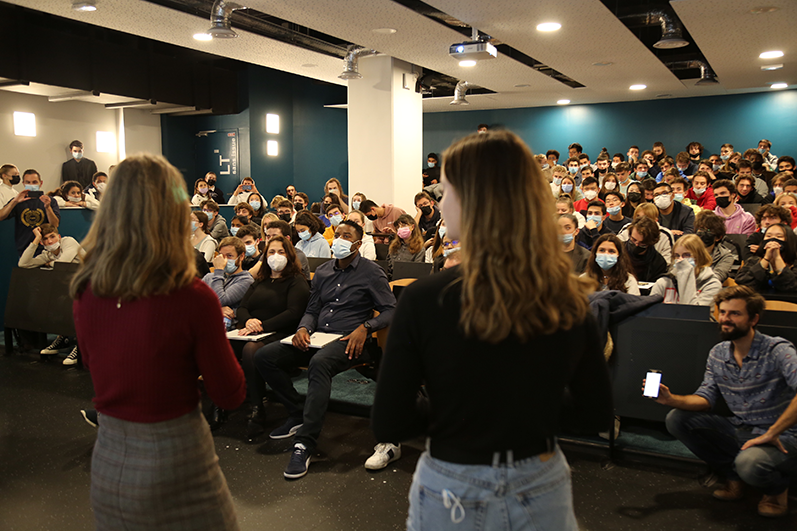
<box><xmin>72</xmin><ymin>1</ymin><xmax>97</xmax><ymax>11</ymax></box>
<box><xmin>459</xmin><ymin>60</ymin><xmax>477</xmax><ymax>67</ymax></box>
<box><xmin>302</xmin><ymin>63</ymin><xmax>318</xmax><ymax>68</ymax></box>
<box><xmin>514</xmin><ymin>84</ymin><xmax>530</xmax><ymax>88</ymax></box>
<box><xmin>630</xmin><ymin>84</ymin><xmax>647</xmax><ymax>90</ymax></box>
<box><xmin>759</xmin><ymin>50</ymin><xmax>784</xmax><ymax>59</ymax></box>
<box><xmin>750</xmin><ymin>6</ymin><xmax>779</xmax><ymax>14</ymax></box>
<box><xmin>557</xmin><ymin>99</ymin><xmax>570</xmax><ymax>105</ymax></box>
<box><xmin>536</xmin><ymin>22</ymin><xmax>561</xmax><ymax>32</ymax></box>
<box><xmin>771</xmin><ymin>83</ymin><xmax>788</xmax><ymax>89</ymax></box>
<box><xmin>592</xmin><ymin>62</ymin><xmax>614</xmax><ymax>67</ymax></box>
<box><xmin>193</xmin><ymin>33</ymin><xmax>212</xmax><ymax>41</ymax></box>
<box><xmin>372</xmin><ymin>28</ymin><xmax>397</xmax><ymax>34</ymax></box>
<box><xmin>761</xmin><ymin>64</ymin><xmax>783</xmax><ymax>71</ymax></box>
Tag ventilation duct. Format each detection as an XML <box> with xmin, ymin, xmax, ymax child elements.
<box><xmin>338</xmin><ymin>45</ymin><xmax>377</xmax><ymax>80</ymax></box>
<box><xmin>208</xmin><ymin>0</ymin><xmax>245</xmax><ymax>39</ymax></box>
<box><xmin>449</xmin><ymin>80</ymin><xmax>470</xmax><ymax>106</ymax></box>
<box><xmin>666</xmin><ymin>60</ymin><xmax>719</xmax><ymax>86</ymax></box>
<box><xmin>620</xmin><ymin>9</ymin><xmax>689</xmax><ymax>49</ymax></box>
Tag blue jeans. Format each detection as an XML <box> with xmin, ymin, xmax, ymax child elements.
<box><xmin>666</xmin><ymin>409</ymin><xmax>797</xmax><ymax>495</ymax></box>
<box><xmin>407</xmin><ymin>446</ymin><xmax>576</xmax><ymax>531</ymax></box>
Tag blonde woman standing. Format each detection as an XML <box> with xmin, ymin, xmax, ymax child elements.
<box><xmin>71</xmin><ymin>154</ymin><xmax>246</xmax><ymax>531</ymax></box>
<box><xmin>372</xmin><ymin>131</ymin><xmax>613</xmax><ymax>531</ymax></box>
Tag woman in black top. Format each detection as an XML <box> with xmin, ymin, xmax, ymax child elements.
<box><xmin>372</xmin><ymin>131</ymin><xmax>613</xmax><ymax>531</ymax></box>
<box><xmin>735</xmin><ymin>224</ymin><xmax>797</xmax><ymax>293</ymax></box>
<box><xmin>237</xmin><ymin>236</ymin><xmax>310</xmax><ymax>439</ymax></box>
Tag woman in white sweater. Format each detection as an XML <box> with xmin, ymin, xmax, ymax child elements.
<box><xmin>649</xmin><ymin>234</ymin><xmax>721</xmax><ymax>305</ymax></box>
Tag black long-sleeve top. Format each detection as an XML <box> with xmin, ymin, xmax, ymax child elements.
<box><xmin>735</xmin><ymin>258</ymin><xmax>797</xmax><ymax>293</ymax></box>
<box><xmin>371</xmin><ymin>267</ymin><xmax>613</xmax><ymax>462</ymax></box>
<box><xmin>236</xmin><ymin>274</ymin><xmax>310</xmax><ymax>336</ymax></box>
<box><xmin>61</xmin><ymin>158</ymin><xmax>98</xmax><ymax>188</ymax></box>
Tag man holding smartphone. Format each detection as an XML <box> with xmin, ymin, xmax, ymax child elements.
<box><xmin>647</xmin><ymin>286</ymin><xmax>797</xmax><ymax>518</ymax></box>
<box><xmin>0</xmin><ymin>169</ymin><xmax>61</xmax><ymax>255</ymax></box>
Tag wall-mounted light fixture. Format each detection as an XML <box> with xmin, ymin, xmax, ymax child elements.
<box><xmin>266</xmin><ymin>114</ymin><xmax>280</xmax><ymax>134</ymax></box>
<box><xmin>267</xmin><ymin>140</ymin><xmax>278</xmax><ymax>157</ymax></box>
<box><xmin>97</xmin><ymin>131</ymin><xmax>116</xmax><ymax>153</ymax></box>
<box><xmin>14</xmin><ymin>112</ymin><xmax>36</xmax><ymax>136</ymax></box>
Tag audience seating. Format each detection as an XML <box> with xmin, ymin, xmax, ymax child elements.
<box><xmin>392</xmin><ymin>261</ymin><xmax>432</xmax><ymax>280</ymax></box>
<box><xmin>740</xmin><ymin>203</ymin><xmax>762</xmax><ymax>216</ymax></box>
<box><xmin>307</xmin><ymin>257</ymin><xmax>332</xmax><ymax>272</ymax></box>
<box><xmin>374</xmin><ymin>243</ymin><xmax>389</xmax><ymax>261</ymax></box>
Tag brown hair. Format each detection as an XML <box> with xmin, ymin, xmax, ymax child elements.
<box><xmin>586</xmin><ymin>234</ymin><xmax>635</xmax><ymax>292</ymax></box>
<box><xmin>39</xmin><ymin>223</ymin><xmax>58</xmax><ymax>237</ymax></box>
<box><xmin>713</xmin><ymin>285</ymin><xmax>765</xmax><ymax>321</ymax></box>
<box><xmin>442</xmin><ymin>130</ymin><xmax>593</xmax><ymax>343</ymax></box>
<box><xmin>257</xmin><ymin>236</ymin><xmax>302</xmax><ymax>280</ymax></box>
<box><xmin>754</xmin><ymin>204</ymin><xmax>792</xmax><ymax>227</ymax></box>
<box><xmin>192</xmin><ymin>211</ymin><xmax>209</xmax><ymax>233</ymax></box>
<box><xmin>235</xmin><ymin>225</ymin><xmax>262</xmax><ymax>241</ymax></box>
<box><xmin>695</xmin><ymin>210</ymin><xmax>726</xmax><ymax>239</ymax></box>
<box><xmin>218</xmin><ymin>236</ymin><xmax>245</xmax><ymax>257</ymax></box>
<box><xmin>294</xmin><ymin>211</ymin><xmax>323</xmax><ymax>234</ymax></box>
<box><xmin>388</xmin><ymin>214</ymin><xmax>424</xmax><ymax>255</ymax></box>
<box><xmin>70</xmin><ymin>154</ymin><xmax>196</xmax><ymax>300</ymax></box>
<box><xmin>235</xmin><ymin>202</ymin><xmax>255</xmax><ymax>216</ymax></box>
<box><xmin>200</xmin><ymin>199</ymin><xmax>219</xmax><ymax>212</ymax></box>
<box><xmin>628</xmin><ymin>216</ymin><xmax>660</xmax><ymax>246</ymax></box>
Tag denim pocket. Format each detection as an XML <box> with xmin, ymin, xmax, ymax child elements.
<box><xmin>413</xmin><ymin>485</ymin><xmax>489</xmax><ymax>531</ymax></box>
<box><xmin>515</xmin><ymin>464</ymin><xmax>576</xmax><ymax>531</ymax></box>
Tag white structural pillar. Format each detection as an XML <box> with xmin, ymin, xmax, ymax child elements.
<box><xmin>347</xmin><ymin>55</ymin><xmax>422</xmax><ymax>214</ymax></box>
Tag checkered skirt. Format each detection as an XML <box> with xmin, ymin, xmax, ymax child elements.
<box><xmin>91</xmin><ymin>406</ymin><xmax>239</xmax><ymax>531</ymax></box>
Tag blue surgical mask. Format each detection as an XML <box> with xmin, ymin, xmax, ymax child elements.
<box><xmin>758</xmin><ymin>147</ymin><xmax>766</xmax><ymax>154</ymax></box>
<box><xmin>230</xmin><ymin>226</ymin><xmax>239</xmax><ymax>236</ymax></box>
<box><xmin>330</xmin><ymin>214</ymin><xmax>343</xmax><ymax>226</ymax></box>
<box><xmin>72</xmin><ymin>152</ymin><xmax>83</xmax><ymax>160</ymax></box>
<box><xmin>596</xmin><ymin>254</ymin><xmax>618</xmax><ymax>270</ymax></box>
<box><xmin>674</xmin><ymin>193</ymin><xmax>684</xmax><ymax>202</ymax></box>
<box><xmin>352</xmin><ymin>201</ymin><xmax>361</xmax><ymax>211</ymax></box>
<box><xmin>580</xmin><ymin>163</ymin><xmax>589</xmax><ymax>169</ymax></box>
<box><xmin>438</xmin><ymin>225</ymin><xmax>447</xmax><ymax>238</ymax></box>
<box><xmin>561</xmin><ymin>183</ymin><xmax>573</xmax><ymax>193</ymax></box>
<box><xmin>568</xmin><ymin>167</ymin><xmax>578</xmax><ymax>175</ymax></box>
<box><xmin>542</xmin><ymin>163</ymin><xmax>550</xmax><ymax>170</ymax></box>
<box><xmin>191</xmin><ymin>221</ymin><xmax>198</xmax><ymax>232</ymax></box>
<box><xmin>712</xmin><ymin>164</ymin><xmax>721</xmax><ymax>171</ymax></box>
<box><xmin>554</xmin><ymin>177</ymin><xmax>563</xmax><ymax>186</ymax></box>
<box><xmin>427</xmin><ymin>162</ymin><xmax>436</xmax><ymax>168</ymax></box>
<box><xmin>245</xmin><ymin>244</ymin><xmax>257</xmax><ymax>257</ymax></box>
<box><xmin>637</xmin><ymin>171</ymin><xmax>648</xmax><ymax>178</ymax></box>
<box><xmin>443</xmin><ymin>246</ymin><xmax>460</xmax><ymax>257</ymax></box>
<box><xmin>560</xmin><ymin>233</ymin><xmax>574</xmax><ymax>244</ymax></box>
<box><xmin>331</xmin><ymin>238</ymin><xmax>357</xmax><ymax>259</ymax></box>
<box><xmin>298</xmin><ymin>230</ymin><xmax>311</xmax><ymax>241</ymax></box>
<box><xmin>249</xmin><ymin>201</ymin><xmax>261</xmax><ymax>211</ymax></box>
<box><xmin>607</xmin><ymin>205</ymin><xmax>622</xmax><ymax>216</ymax></box>
<box><xmin>224</xmin><ymin>258</ymin><xmax>238</xmax><ymax>274</ymax></box>
<box><xmin>24</xmin><ymin>184</ymin><xmax>40</xmax><ymax>192</ymax></box>
<box><xmin>587</xmin><ymin>215</ymin><xmax>603</xmax><ymax>226</ymax></box>
<box><xmin>204</xmin><ymin>211</ymin><xmax>215</xmax><ymax>221</ymax></box>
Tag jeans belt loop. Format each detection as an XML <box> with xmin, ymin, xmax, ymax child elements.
<box><xmin>506</xmin><ymin>449</ymin><xmax>514</xmax><ymax>467</ymax></box>
<box><xmin>491</xmin><ymin>451</ymin><xmax>500</xmax><ymax>468</ymax></box>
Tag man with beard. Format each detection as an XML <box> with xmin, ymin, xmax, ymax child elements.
<box><xmin>648</xmin><ymin>286</ymin><xmax>797</xmax><ymax>518</ymax></box>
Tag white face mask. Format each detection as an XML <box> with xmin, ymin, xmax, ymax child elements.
<box><xmin>68</xmin><ymin>195</ymin><xmax>82</xmax><ymax>202</ymax></box>
<box><xmin>604</xmin><ymin>182</ymin><xmax>616</xmax><ymax>190</ymax></box>
<box><xmin>584</xmin><ymin>190</ymin><xmax>598</xmax><ymax>201</ymax></box>
<box><xmin>654</xmin><ymin>195</ymin><xmax>673</xmax><ymax>210</ymax></box>
<box><xmin>96</xmin><ymin>182</ymin><xmax>107</xmax><ymax>192</ymax></box>
<box><xmin>267</xmin><ymin>253</ymin><xmax>288</xmax><ymax>272</ymax></box>
<box><xmin>44</xmin><ymin>241</ymin><xmax>60</xmax><ymax>253</ymax></box>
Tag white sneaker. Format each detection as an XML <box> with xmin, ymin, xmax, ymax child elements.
<box><xmin>63</xmin><ymin>346</ymin><xmax>79</xmax><ymax>366</ymax></box>
<box><xmin>41</xmin><ymin>335</ymin><xmax>70</xmax><ymax>355</ymax></box>
<box><xmin>365</xmin><ymin>443</ymin><xmax>401</xmax><ymax>470</ymax></box>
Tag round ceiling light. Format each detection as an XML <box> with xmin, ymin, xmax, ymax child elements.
<box><xmin>759</xmin><ymin>50</ymin><xmax>784</xmax><ymax>59</ymax></box>
<box><xmin>771</xmin><ymin>83</ymin><xmax>788</xmax><ymax>89</ymax></box>
<box><xmin>459</xmin><ymin>60</ymin><xmax>477</xmax><ymax>67</ymax></box>
<box><xmin>536</xmin><ymin>22</ymin><xmax>562</xmax><ymax>32</ymax></box>
<box><xmin>193</xmin><ymin>33</ymin><xmax>212</xmax><ymax>41</ymax></box>
<box><xmin>557</xmin><ymin>99</ymin><xmax>570</xmax><ymax>105</ymax></box>
<box><xmin>629</xmin><ymin>84</ymin><xmax>647</xmax><ymax>90</ymax></box>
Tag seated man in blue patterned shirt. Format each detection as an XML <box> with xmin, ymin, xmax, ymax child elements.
<box><xmin>255</xmin><ymin>220</ymin><xmax>396</xmax><ymax>480</ymax></box>
<box><xmin>650</xmin><ymin>286</ymin><xmax>797</xmax><ymax>518</ymax></box>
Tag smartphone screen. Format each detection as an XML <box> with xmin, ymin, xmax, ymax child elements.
<box><xmin>643</xmin><ymin>372</ymin><xmax>662</xmax><ymax>398</ymax></box>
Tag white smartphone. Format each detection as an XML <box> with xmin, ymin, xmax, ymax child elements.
<box><xmin>643</xmin><ymin>371</ymin><xmax>662</xmax><ymax>398</ymax></box>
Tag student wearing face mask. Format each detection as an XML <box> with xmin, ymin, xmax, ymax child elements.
<box><xmin>255</xmin><ymin>220</ymin><xmax>396</xmax><ymax>479</ymax></box>
<box><xmin>632</xmin><ymin>160</ymin><xmax>651</xmax><ymax>182</ymax></box>
<box><xmin>735</xmin><ymin>224</ymin><xmax>797</xmax><ymax>293</ymax></box>
<box><xmin>649</xmin><ymin>235</ymin><xmax>721</xmax><ymax>305</ymax></box>
<box><xmin>743</xmin><ymin>205</ymin><xmax>793</xmax><ymax>261</ymax></box>
<box><xmin>602</xmin><ymin>191</ymin><xmax>633</xmax><ymax>234</ymax></box>
<box><xmin>200</xmin><ymin>200</ymin><xmax>230</xmax><ymax>241</ymax></box>
<box><xmin>387</xmin><ymin>215</ymin><xmax>427</xmax><ymax>278</ymax></box>
<box><xmin>324</xmin><ymin>178</ymin><xmax>349</xmax><ymax>215</ymax></box>
<box><xmin>653</xmin><ymin>182</ymin><xmax>695</xmax><ymax>238</ymax></box>
<box><xmin>559</xmin><ymin>213</ymin><xmax>589</xmax><ymax>274</ymax></box>
<box><xmin>577</xmin><ymin>201</ymin><xmax>612</xmax><ymax>250</ymax></box>
<box><xmin>234</xmin><ymin>225</ymin><xmax>263</xmax><ymax>271</ymax></box>
<box><xmin>622</xmin><ymin>182</ymin><xmax>645</xmax><ymax>218</ymax></box>
<box><xmin>203</xmin><ymin>237</ymin><xmax>254</xmax><ymax>331</ymax></box>
<box><xmin>0</xmin><ymin>169</ymin><xmax>61</xmax><ymax>256</ymax></box>
<box><xmin>598</xmin><ymin>173</ymin><xmax>619</xmax><ymax>200</ymax></box>
<box><xmin>573</xmin><ymin>177</ymin><xmax>603</xmax><ymax>214</ymax></box>
<box><xmin>61</xmin><ymin>140</ymin><xmax>98</xmax><ymax>189</ymax></box>
<box><xmin>422</xmin><ymin>153</ymin><xmax>441</xmax><ymax>188</ymax></box>
<box><xmin>322</xmin><ymin>204</ymin><xmax>345</xmax><ymax>245</ymax></box>
<box><xmin>247</xmin><ymin>193</ymin><xmax>266</xmax><ymax>224</ymax></box>
<box><xmin>694</xmin><ymin>211</ymin><xmax>736</xmax><ymax>284</ymax></box>
<box><xmin>275</xmin><ymin>199</ymin><xmax>295</xmax><ymax>224</ymax></box>
<box><xmin>685</xmin><ymin>172</ymin><xmax>716</xmax><ymax>210</ymax></box>
<box><xmin>293</xmin><ymin>211</ymin><xmax>331</xmax><ymax>259</ymax></box>
<box><xmin>190</xmin><ymin>211</ymin><xmax>217</xmax><ymax>264</ymax></box>
<box><xmin>191</xmin><ymin>178</ymin><xmax>211</xmax><ymax>207</ymax></box>
<box><xmin>204</xmin><ymin>172</ymin><xmax>225</xmax><ymax>204</ymax></box>
<box><xmin>558</xmin><ymin>174</ymin><xmax>583</xmax><ymax>202</ymax></box>
<box><xmin>233</xmin><ymin>236</ymin><xmax>311</xmax><ymax>441</ymax></box>
<box><xmin>413</xmin><ymin>191</ymin><xmax>441</xmax><ymax>241</ymax></box>
<box><xmin>583</xmin><ymin>234</ymin><xmax>639</xmax><ymax>294</ymax></box>
<box><xmin>624</xmin><ymin>216</ymin><xmax>668</xmax><ymax>283</ymax></box>
<box><xmin>346</xmin><ymin>210</ymin><xmax>377</xmax><ymax>261</ymax></box>
<box><xmin>0</xmin><ymin>163</ymin><xmax>21</xmax><ymax>207</ymax></box>
<box><xmin>248</xmin><ymin>220</ymin><xmax>311</xmax><ymax>280</ymax></box>
<box><xmin>52</xmin><ymin>180</ymin><xmax>99</xmax><ymax>210</ymax></box>
<box><xmin>713</xmin><ymin>180</ymin><xmax>756</xmax><ymax>236</ymax></box>
<box><xmin>84</xmin><ymin>171</ymin><xmax>108</xmax><ymax>205</ymax></box>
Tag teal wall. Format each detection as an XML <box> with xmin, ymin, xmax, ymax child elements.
<box><xmin>423</xmin><ymin>89</ymin><xmax>797</xmax><ymax>162</ymax></box>
<box><xmin>162</xmin><ymin>65</ymin><xmax>347</xmax><ymax>208</ymax></box>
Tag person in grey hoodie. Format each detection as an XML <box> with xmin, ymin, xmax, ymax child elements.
<box><xmin>650</xmin><ymin>234</ymin><xmax>722</xmax><ymax>305</ymax></box>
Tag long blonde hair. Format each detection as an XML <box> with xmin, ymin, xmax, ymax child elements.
<box><xmin>673</xmin><ymin>234</ymin><xmax>711</xmax><ymax>276</ymax></box>
<box><xmin>70</xmin><ymin>154</ymin><xmax>197</xmax><ymax>300</ymax></box>
<box><xmin>443</xmin><ymin>131</ymin><xmax>593</xmax><ymax>343</ymax></box>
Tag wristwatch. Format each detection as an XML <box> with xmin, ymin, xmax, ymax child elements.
<box><xmin>363</xmin><ymin>321</ymin><xmax>372</xmax><ymax>331</ymax></box>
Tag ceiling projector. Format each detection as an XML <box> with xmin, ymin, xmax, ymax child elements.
<box><xmin>449</xmin><ymin>41</ymin><xmax>497</xmax><ymax>61</ymax></box>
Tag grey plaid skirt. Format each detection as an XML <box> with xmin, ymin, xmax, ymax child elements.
<box><xmin>91</xmin><ymin>406</ymin><xmax>239</xmax><ymax>531</ymax></box>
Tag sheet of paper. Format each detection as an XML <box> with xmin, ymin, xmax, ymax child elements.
<box><xmin>280</xmin><ymin>332</ymin><xmax>344</xmax><ymax>348</ymax></box>
<box><xmin>226</xmin><ymin>330</ymin><xmax>275</xmax><ymax>341</ymax></box>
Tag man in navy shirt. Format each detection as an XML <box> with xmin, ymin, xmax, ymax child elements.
<box><xmin>255</xmin><ymin>220</ymin><xmax>396</xmax><ymax>479</ymax></box>
<box><xmin>0</xmin><ymin>169</ymin><xmax>61</xmax><ymax>255</ymax></box>
<box><xmin>652</xmin><ymin>286</ymin><xmax>797</xmax><ymax>518</ymax></box>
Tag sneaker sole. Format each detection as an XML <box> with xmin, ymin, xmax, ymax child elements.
<box><xmin>269</xmin><ymin>424</ymin><xmax>303</xmax><ymax>440</ymax></box>
<box><xmin>284</xmin><ymin>457</ymin><xmax>310</xmax><ymax>479</ymax></box>
<box><xmin>40</xmin><ymin>349</ymin><xmax>70</xmax><ymax>355</ymax></box>
<box><xmin>364</xmin><ymin>452</ymin><xmax>401</xmax><ymax>470</ymax></box>
<box><xmin>80</xmin><ymin>410</ymin><xmax>98</xmax><ymax>428</ymax></box>
<box><xmin>63</xmin><ymin>359</ymin><xmax>78</xmax><ymax>366</ymax></box>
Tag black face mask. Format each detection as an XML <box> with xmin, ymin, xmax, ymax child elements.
<box><xmin>627</xmin><ymin>240</ymin><xmax>647</xmax><ymax>257</ymax></box>
<box><xmin>206</xmin><ymin>179</ymin><xmax>216</xmax><ymax>186</ymax></box>
<box><xmin>294</xmin><ymin>203</ymin><xmax>304</xmax><ymax>211</ymax></box>
<box><xmin>10</xmin><ymin>174</ymin><xmax>20</xmax><ymax>185</ymax></box>
<box><xmin>366</xmin><ymin>214</ymin><xmax>378</xmax><ymax>221</ymax></box>
<box><xmin>697</xmin><ymin>230</ymin><xmax>715</xmax><ymax>247</ymax></box>
<box><xmin>278</xmin><ymin>213</ymin><xmax>292</xmax><ymax>222</ymax></box>
<box><xmin>596</xmin><ymin>167</ymin><xmax>607</xmax><ymax>174</ymax></box>
<box><xmin>716</xmin><ymin>196</ymin><xmax>732</xmax><ymax>209</ymax></box>
<box><xmin>627</xmin><ymin>192</ymin><xmax>642</xmax><ymax>203</ymax></box>
<box><xmin>420</xmin><ymin>205</ymin><xmax>433</xmax><ymax>216</ymax></box>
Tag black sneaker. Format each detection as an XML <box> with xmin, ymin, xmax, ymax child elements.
<box><xmin>269</xmin><ymin>417</ymin><xmax>303</xmax><ymax>440</ymax></box>
<box><xmin>80</xmin><ymin>409</ymin><xmax>98</xmax><ymax>428</ymax></box>
<box><xmin>284</xmin><ymin>443</ymin><xmax>310</xmax><ymax>479</ymax></box>
<box><xmin>208</xmin><ymin>405</ymin><xmax>228</xmax><ymax>432</ymax></box>
<box><xmin>41</xmin><ymin>335</ymin><xmax>70</xmax><ymax>355</ymax></box>
<box><xmin>245</xmin><ymin>405</ymin><xmax>267</xmax><ymax>441</ymax></box>
<box><xmin>63</xmin><ymin>346</ymin><xmax>79</xmax><ymax>366</ymax></box>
